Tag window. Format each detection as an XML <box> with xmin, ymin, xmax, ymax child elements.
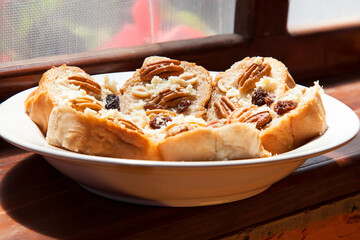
<box><xmin>1</xmin><ymin>0</ymin><xmax>236</xmax><ymax>63</ymax></box>
<box><xmin>1</xmin><ymin>0</ymin><xmax>360</xmax><ymax>103</ymax></box>
<box><xmin>288</xmin><ymin>0</ymin><xmax>360</xmax><ymax>32</ymax></box>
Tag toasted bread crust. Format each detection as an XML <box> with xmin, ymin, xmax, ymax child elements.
<box><xmin>47</xmin><ymin>106</ymin><xmax>159</xmax><ymax>159</ymax></box>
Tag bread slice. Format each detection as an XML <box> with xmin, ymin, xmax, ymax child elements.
<box><xmin>46</xmin><ymin>106</ymin><xmax>159</xmax><ymax>159</ymax></box>
<box><xmin>207</xmin><ymin>56</ymin><xmax>296</xmax><ymax>122</ymax></box>
<box><xmin>158</xmin><ymin>122</ymin><xmax>267</xmax><ymax>161</ymax></box>
<box><xmin>259</xmin><ymin>82</ymin><xmax>327</xmax><ymax>154</ymax></box>
<box><xmin>207</xmin><ymin>56</ymin><xmax>327</xmax><ymax>154</ymax></box>
<box><xmin>121</xmin><ymin>56</ymin><xmax>212</xmax><ymax>119</ymax></box>
<box><xmin>24</xmin><ymin>64</ymin><xmax>117</xmax><ymax>135</ymax></box>
<box><xmin>24</xmin><ymin>64</ymin><xmax>159</xmax><ymax>159</ymax></box>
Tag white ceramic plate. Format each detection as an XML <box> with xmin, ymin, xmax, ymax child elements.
<box><xmin>0</xmin><ymin>72</ymin><xmax>359</xmax><ymax>207</ymax></box>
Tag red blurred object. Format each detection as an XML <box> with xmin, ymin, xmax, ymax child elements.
<box><xmin>97</xmin><ymin>0</ymin><xmax>205</xmax><ymax>50</ymax></box>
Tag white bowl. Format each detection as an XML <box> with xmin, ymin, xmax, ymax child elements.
<box><xmin>0</xmin><ymin>72</ymin><xmax>358</xmax><ymax>207</ymax></box>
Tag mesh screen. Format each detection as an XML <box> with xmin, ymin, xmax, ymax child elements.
<box><xmin>1</xmin><ymin>0</ymin><xmax>235</xmax><ymax>63</ymax></box>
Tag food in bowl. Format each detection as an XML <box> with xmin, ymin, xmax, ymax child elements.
<box><xmin>24</xmin><ymin>56</ymin><xmax>327</xmax><ymax>161</ymax></box>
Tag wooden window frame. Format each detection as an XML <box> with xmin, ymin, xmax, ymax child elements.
<box><xmin>1</xmin><ymin>0</ymin><xmax>360</xmax><ymax>102</ymax></box>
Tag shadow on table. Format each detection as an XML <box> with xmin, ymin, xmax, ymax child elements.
<box><xmin>0</xmin><ymin>155</ymin><xmax>208</xmax><ymax>239</ymax></box>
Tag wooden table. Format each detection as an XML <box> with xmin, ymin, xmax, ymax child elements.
<box><xmin>0</xmin><ymin>77</ymin><xmax>359</xmax><ymax>240</ymax></box>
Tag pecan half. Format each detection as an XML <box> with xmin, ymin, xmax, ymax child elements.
<box><xmin>228</xmin><ymin>106</ymin><xmax>272</xmax><ymax>130</ymax></box>
<box><xmin>243</xmin><ymin>111</ymin><xmax>272</xmax><ymax>130</ymax></box>
<box><xmin>107</xmin><ymin>117</ymin><xmax>144</xmax><ymax>134</ymax></box>
<box><xmin>148</xmin><ymin>88</ymin><xmax>191</xmax><ymax>109</ymax></box>
<box><xmin>214</xmin><ymin>96</ymin><xmax>240</xmax><ymax>119</ymax></box>
<box><xmin>237</xmin><ymin>58</ymin><xmax>271</xmax><ymax>93</ymax></box>
<box><xmin>165</xmin><ymin>122</ymin><xmax>205</xmax><ymax>138</ymax></box>
<box><xmin>139</xmin><ymin>59</ymin><xmax>184</xmax><ymax>81</ymax></box>
<box><xmin>67</xmin><ymin>74</ymin><xmax>102</xmax><ymax>96</ymax></box>
<box><xmin>70</xmin><ymin>97</ymin><xmax>102</xmax><ymax>113</ymax></box>
<box><xmin>145</xmin><ymin>109</ymin><xmax>177</xmax><ymax>120</ymax></box>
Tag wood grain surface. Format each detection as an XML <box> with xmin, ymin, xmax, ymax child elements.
<box><xmin>0</xmin><ymin>77</ymin><xmax>359</xmax><ymax>240</ymax></box>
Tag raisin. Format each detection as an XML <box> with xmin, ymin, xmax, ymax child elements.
<box><xmin>251</xmin><ymin>88</ymin><xmax>269</xmax><ymax>106</ymax></box>
<box><xmin>149</xmin><ymin>116</ymin><xmax>172</xmax><ymax>129</ymax></box>
<box><xmin>143</xmin><ymin>102</ymin><xmax>165</xmax><ymax>111</ymax></box>
<box><xmin>265</xmin><ymin>94</ymin><xmax>276</xmax><ymax>107</ymax></box>
<box><xmin>105</xmin><ymin>94</ymin><xmax>120</xmax><ymax>110</ymax></box>
<box><xmin>176</xmin><ymin>99</ymin><xmax>191</xmax><ymax>113</ymax></box>
<box><xmin>274</xmin><ymin>100</ymin><xmax>298</xmax><ymax>115</ymax></box>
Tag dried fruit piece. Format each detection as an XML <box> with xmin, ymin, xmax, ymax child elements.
<box><xmin>251</xmin><ymin>87</ymin><xmax>276</xmax><ymax>107</ymax></box>
<box><xmin>143</xmin><ymin>102</ymin><xmax>165</xmax><ymax>111</ymax></box>
<box><xmin>140</xmin><ymin>59</ymin><xmax>184</xmax><ymax>81</ymax></box>
<box><xmin>274</xmin><ymin>100</ymin><xmax>298</xmax><ymax>115</ymax></box>
<box><xmin>176</xmin><ymin>99</ymin><xmax>191</xmax><ymax>113</ymax></box>
<box><xmin>149</xmin><ymin>115</ymin><xmax>172</xmax><ymax>129</ymax></box>
<box><xmin>105</xmin><ymin>94</ymin><xmax>120</xmax><ymax>110</ymax></box>
<box><xmin>237</xmin><ymin>58</ymin><xmax>271</xmax><ymax>93</ymax></box>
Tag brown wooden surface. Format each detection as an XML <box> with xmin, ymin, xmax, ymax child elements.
<box><xmin>0</xmin><ymin>76</ymin><xmax>359</xmax><ymax>240</ymax></box>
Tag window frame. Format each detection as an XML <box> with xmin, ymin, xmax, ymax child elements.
<box><xmin>1</xmin><ymin>0</ymin><xmax>360</xmax><ymax>102</ymax></box>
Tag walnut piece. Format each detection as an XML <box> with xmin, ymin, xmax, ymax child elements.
<box><xmin>68</xmin><ymin>74</ymin><xmax>102</xmax><ymax>96</ymax></box>
<box><xmin>214</xmin><ymin>96</ymin><xmax>240</xmax><ymax>119</ymax></box>
<box><xmin>237</xmin><ymin>58</ymin><xmax>271</xmax><ymax>93</ymax></box>
<box><xmin>139</xmin><ymin>59</ymin><xmax>184</xmax><ymax>81</ymax></box>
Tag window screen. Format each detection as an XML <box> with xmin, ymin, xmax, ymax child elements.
<box><xmin>1</xmin><ymin>0</ymin><xmax>236</xmax><ymax>63</ymax></box>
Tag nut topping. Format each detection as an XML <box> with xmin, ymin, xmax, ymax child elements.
<box><xmin>217</xmin><ymin>78</ymin><xmax>232</xmax><ymax>93</ymax></box>
<box><xmin>132</xmin><ymin>85</ymin><xmax>151</xmax><ymax>98</ymax></box>
<box><xmin>147</xmin><ymin>88</ymin><xmax>191</xmax><ymax>109</ymax></box>
<box><xmin>68</xmin><ymin>74</ymin><xmax>102</xmax><ymax>96</ymax></box>
<box><xmin>107</xmin><ymin>117</ymin><xmax>144</xmax><ymax>134</ymax></box>
<box><xmin>237</xmin><ymin>58</ymin><xmax>271</xmax><ymax>93</ymax></box>
<box><xmin>214</xmin><ymin>96</ymin><xmax>240</xmax><ymax>119</ymax></box>
<box><xmin>165</xmin><ymin>122</ymin><xmax>205</xmax><ymax>138</ymax></box>
<box><xmin>145</xmin><ymin>109</ymin><xmax>176</xmax><ymax>120</ymax></box>
<box><xmin>228</xmin><ymin>106</ymin><xmax>272</xmax><ymax>130</ymax></box>
<box><xmin>243</xmin><ymin>111</ymin><xmax>272</xmax><ymax>130</ymax></box>
<box><xmin>177</xmin><ymin>73</ymin><xmax>198</xmax><ymax>87</ymax></box>
<box><xmin>139</xmin><ymin>59</ymin><xmax>184</xmax><ymax>81</ymax></box>
<box><xmin>70</xmin><ymin>97</ymin><xmax>102</xmax><ymax>113</ymax></box>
